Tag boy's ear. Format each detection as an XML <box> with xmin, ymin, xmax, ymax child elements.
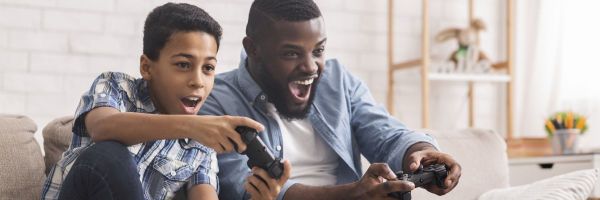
<box><xmin>243</xmin><ymin>36</ymin><xmax>257</xmax><ymax>58</ymax></box>
<box><xmin>140</xmin><ymin>54</ymin><xmax>152</xmax><ymax>81</ymax></box>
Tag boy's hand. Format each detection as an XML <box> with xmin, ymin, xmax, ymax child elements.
<box><xmin>191</xmin><ymin>115</ymin><xmax>264</xmax><ymax>153</ymax></box>
<box><xmin>245</xmin><ymin>160</ymin><xmax>292</xmax><ymax>200</ymax></box>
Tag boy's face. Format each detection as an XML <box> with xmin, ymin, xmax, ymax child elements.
<box><xmin>249</xmin><ymin>17</ymin><xmax>327</xmax><ymax>119</ymax></box>
<box><xmin>141</xmin><ymin>31</ymin><xmax>217</xmax><ymax>115</ymax></box>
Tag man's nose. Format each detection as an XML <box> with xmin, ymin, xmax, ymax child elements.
<box><xmin>300</xmin><ymin>56</ymin><xmax>319</xmax><ymax>74</ymax></box>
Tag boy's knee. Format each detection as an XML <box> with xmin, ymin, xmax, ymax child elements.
<box><xmin>93</xmin><ymin>141</ymin><xmax>129</xmax><ymax>154</ymax></box>
<box><xmin>76</xmin><ymin>141</ymin><xmax>134</xmax><ymax>168</ymax></box>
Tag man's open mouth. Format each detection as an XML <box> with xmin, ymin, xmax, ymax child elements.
<box><xmin>288</xmin><ymin>75</ymin><xmax>318</xmax><ymax>103</ymax></box>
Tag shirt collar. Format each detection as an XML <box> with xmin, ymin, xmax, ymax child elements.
<box><xmin>135</xmin><ymin>78</ymin><xmax>158</xmax><ymax>113</ymax></box>
<box><xmin>236</xmin><ymin>52</ymin><xmax>268</xmax><ymax>104</ymax></box>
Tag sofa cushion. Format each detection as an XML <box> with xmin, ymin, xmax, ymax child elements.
<box><xmin>0</xmin><ymin>114</ymin><xmax>45</xmax><ymax>200</ymax></box>
<box><xmin>479</xmin><ymin>168</ymin><xmax>599</xmax><ymax>200</ymax></box>
<box><xmin>42</xmin><ymin>116</ymin><xmax>74</xmax><ymax>174</ymax></box>
<box><xmin>411</xmin><ymin>129</ymin><xmax>510</xmax><ymax>200</ymax></box>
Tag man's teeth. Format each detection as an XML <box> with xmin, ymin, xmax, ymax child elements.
<box><xmin>293</xmin><ymin>78</ymin><xmax>314</xmax><ymax>85</ymax></box>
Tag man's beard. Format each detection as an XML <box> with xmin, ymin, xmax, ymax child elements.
<box><xmin>255</xmin><ymin>62</ymin><xmax>319</xmax><ymax>120</ymax></box>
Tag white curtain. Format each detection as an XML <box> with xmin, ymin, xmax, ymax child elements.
<box><xmin>515</xmin><ymin>0</ymin><xmax>600</xmax><ymax>151</ymax></box>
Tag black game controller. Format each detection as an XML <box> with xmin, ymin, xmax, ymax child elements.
<box><xmin>235</xmin><ymin>126</ymin><xmax>284</xmax><ymax>179</ymax></box>
<box><xmin>388</xmin><ymin>164</ymin><xmax>448</xmax><ymax>200</ymax></box>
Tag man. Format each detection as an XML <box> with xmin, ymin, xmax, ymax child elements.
<box><xmin>200</xmin><ymin>0</ymin><xmax>462</xmax><ymax>199</ymax></box>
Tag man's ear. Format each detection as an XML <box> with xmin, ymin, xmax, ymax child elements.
<box><xmin>140</xmin><ymin>54</ymin><xmax>152</xmax><ymax>81</ymax></box>
<box><xmin>243</xmin><ymin>36</ymin><xmax>257</xmax><ymax>58</ymax></box>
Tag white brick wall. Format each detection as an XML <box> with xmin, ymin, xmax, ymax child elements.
<box><xmin>0</xmin><ymin>6</ymin><xmax>41</xmax><ymax>29</ymax></box>
<box><xmin>43</xmin><ymin>10</ymin><xmax>104</xmax><ymax>32</ymax></box>
<box><xmin>0</xmin><ymin>0</ymin><xmax>506</xmax><ymax>149</ymax></box>
<box><xmin>0</xmin><ymin>51</ymin><xmax>28</xmax><ymax>72</ymax></box>
<box><xmin>8</xmin><ymin>31</ymin><xmax>69</xmax><ymax>52</ymax></box>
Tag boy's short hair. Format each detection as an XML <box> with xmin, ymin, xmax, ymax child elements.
<box><xmin>246</xmin><ymin>0</ymin><xmax>322</xmax><ymax>39</ymax></box>
<box><xmin>143</xmin><ymin>3</ymin><xmax>222</xmax><ymax>61</ymax></box>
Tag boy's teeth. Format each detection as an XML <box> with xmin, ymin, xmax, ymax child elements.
<box><xmin>293</xmin><ymin>78</ymin><xmax>314</xmax><ymax>85</ymax></box>
<box><xmin>186</xmin><ymin>97</ymin><xmax>199</xmax><ymax>102</ymax></box>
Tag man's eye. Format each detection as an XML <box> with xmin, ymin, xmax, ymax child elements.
<box><xmin>176</xmin><ymin>62</ymin><xmax>191</xmax><ymax>69</ymax></box>
<box><xmin>313</xmin><ymin>48</ymin><xmax>325</xmax><ymax>56</ymax></box>
<box><xmin>284</xmin><ymin>51</ymin><xmax>299</xmax><ymax>58</ymax></box>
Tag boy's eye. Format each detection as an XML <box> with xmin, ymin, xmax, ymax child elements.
<box><xmin>203</xmin><ymin>64</ymin><xmax>215</xmax><ymax>72</ymax></box>
<box><xmin>175</xmin><ymin>62</ymin><xmax>192</xmax><ymax>70</ymax></box>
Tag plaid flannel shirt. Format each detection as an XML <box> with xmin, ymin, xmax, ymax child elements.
<box><xmin>41</xmin><ymin>72</ymin><xmax>218</xmax><ymax>200</ymax></box>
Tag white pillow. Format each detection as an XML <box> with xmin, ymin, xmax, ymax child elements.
<box><xmin>479</xmin><ymin>168</ymin><xmax>600</xmax><ymax>200</ymax></box>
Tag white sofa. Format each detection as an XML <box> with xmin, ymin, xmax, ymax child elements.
<box><xmin>2</xmin><ymin>114</ymin><xmax>595</xmax><ymax>199</ymax></box>
<box><xmin>388</xmin><ymin>129</ymin><xmax>598</xmax><ymax>200</ymax></box>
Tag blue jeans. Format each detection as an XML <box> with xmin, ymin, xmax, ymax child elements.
<box><xmin>58</xmin><ymin>141</ymin><xmax>144</xmax><ymax>200</ymax></box>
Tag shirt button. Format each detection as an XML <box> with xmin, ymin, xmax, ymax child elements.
<box><xmin>99</xmin><ymin>93</ymin><xmax>106</xmax><ymax>98</ymax></box>
<box><xmin>259</xmin><ymin>95</ymin><xmax>266</xmax><ymax>100</ymax></box>
<box><xmin>170</xmin><ymin>171</ymin><xmax>176</xmax><ymax>176</ymax></box>
<box><xmin>276</xmin><ymin>145</ymin><xmax>282</xmax><ymax>151</ymax></box>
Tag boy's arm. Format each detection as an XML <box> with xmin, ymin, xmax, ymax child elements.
<box><xmin>187</xmin><ymin>184</ymin><xmax>218</xmax><ymax>200</ymax></box>
<box><xmin>85</xmin><ymin>106</ymin><xmax>263</xmax><ymax>153</ymax></box>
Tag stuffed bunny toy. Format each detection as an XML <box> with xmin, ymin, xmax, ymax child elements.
<box><xmin>435</xmin><ymin>19</ymin><xmax>494</xmax><ymax>73</ymax></box>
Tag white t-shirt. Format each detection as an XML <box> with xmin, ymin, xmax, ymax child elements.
<box><xmin>266</xmin><ymin>103</ymin><xmax>338</xmax><ymax>186</ymax></box>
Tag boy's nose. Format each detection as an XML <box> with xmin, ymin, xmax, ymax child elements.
<box><xmin>188</xmin><ymin>71</ymin><xmax>205</xmax><ymax>88</ymax></box>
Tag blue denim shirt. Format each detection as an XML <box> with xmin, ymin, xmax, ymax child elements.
<box><xmin>199</xmin><ymin>55</ymin><xmax>439</xmax><ymax>200</ymax></box>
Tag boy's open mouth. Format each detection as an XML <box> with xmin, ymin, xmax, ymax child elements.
<box><xmin>180</xmin><ymin>96</ymin><xmax>201</xmax><ymax>114</ymax></box>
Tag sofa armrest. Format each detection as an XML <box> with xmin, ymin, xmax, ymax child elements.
<box><xmin>0</xmin><ymin>114</ymin><xmax>45</xmax><ymax>200</ymax></box>
<box><xmin>42</xmin><ymin>116</ymin><xmax>74</xmax><ymax>174</ymax></box>
<box><xmin>411</xmin><ymin>129</ymin><xmax>510</xmax><ymax>200</ymax></box>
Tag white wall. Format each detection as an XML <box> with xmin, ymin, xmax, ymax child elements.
<box><xmin>0</xmin><ymin>0</ymin><xmax>506</xmax><ymax>148</ymax></box>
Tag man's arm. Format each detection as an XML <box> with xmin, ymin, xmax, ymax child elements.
<box><xmin>339</xmin><ymin>62</ymin><xmax>439</xmax><ymax>171</ymax></box>
<box><xmin>282</xmin><ymin>163</ymin><xmax>415</xmax><ymax>200</ymax></box>
<box><xmin>188</xmin><ymin>184</ymin><xmax>218</xmax><ymax>200</ymax></box>
<box><xmin>84</xmin><ymin>107</ymin><xmax>263</xmax><ymax>153</ymax></box>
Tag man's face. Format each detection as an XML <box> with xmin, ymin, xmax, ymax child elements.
<box><xmin>141</xmin><ymin>31</ymin><xmax>218</xmax><ymax>115</ymax></box>
<box><xmin>251</xmin><ymin>17</ymin><xmax>327</xmax><ymax>119</ymax></box>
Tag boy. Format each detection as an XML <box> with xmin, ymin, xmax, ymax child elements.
<box><xmin>41</xmin><ymin>3</ymin><xmax>276</xmax><ymax>200</ymax></box>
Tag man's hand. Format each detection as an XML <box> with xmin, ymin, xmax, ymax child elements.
<box><xmin>349</xmin><ymin>163</ymin><xmax>415</xmax><ymax>200</ymax></box>
<box><xmin>245</xmin><ymin>160</ymin><xmax>292</xmax><ymax>200</ymax></box>
<box><xmin>403</xmin><ymin>144</ymin><xmax>461</xmax><ymax>195</ymax></box>
<box><xmin>190</xmin><ymin>115</ymin><xmax>264</xmax><ymax>154</ymax></box>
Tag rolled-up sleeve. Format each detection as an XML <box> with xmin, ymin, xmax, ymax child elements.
<box><xmin>276</xmin><ymin>180</ymin><xmax>298</xmax><ymax>200</ymax></box>
<box><xmin>189</xmin><ymin>147</ymin><xmax>220</xmax><ymax>192</ymax></box>
<box><xmin>72</xmin><ymin>72</ymin><xmax>127</xmax><ymax>137</ymax></box>
<box><xmin>344</xmin><ymin>66</ymin><xmax>440</xmax><ymax>172</ymax></box>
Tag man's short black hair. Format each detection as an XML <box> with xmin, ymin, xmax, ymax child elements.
<box><xmin>143</xmin><ymin>3</ymin><xmax>222</xmax><ymax>61</ymax></box>
<box><xmin>246</xmin><ymin>0</ymin><xmax>322</xmax><ymax>39</ymax></box>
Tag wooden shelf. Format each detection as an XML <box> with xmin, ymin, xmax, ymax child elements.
<box><xmin>428</xmin><ymin>73</ymin><xmax>511</xmax><ymax>82</ymax></box>
<box><xmin>507</xmin><ymin>137</ymin><xmax>552</xmax><ymax>158</ymax></box>
<box><xmin>387</xmin><ymin>0</ymin><xmax>515</xmax><ymax>138</ymax></box>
